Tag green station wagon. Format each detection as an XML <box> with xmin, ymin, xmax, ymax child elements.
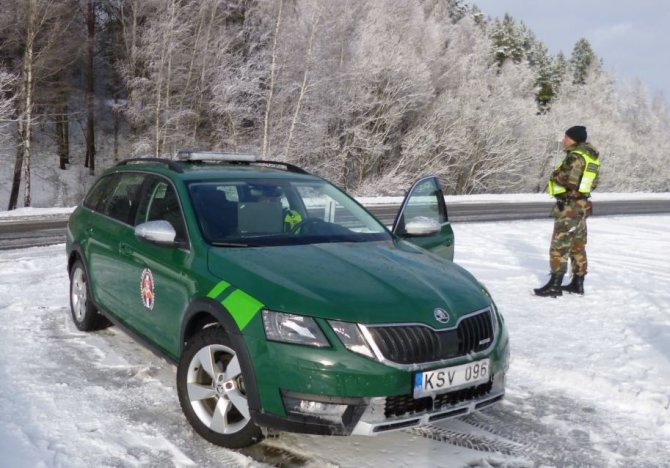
<box><xmin>66</xmin><ymin>152</ymin><xmax>509</xmax><ymax>448</ymax></box>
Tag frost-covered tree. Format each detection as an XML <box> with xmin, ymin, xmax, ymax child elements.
<box><xmin>2</xmin><ymin>0</ymin><xmax>669</xmax><ymax>208</ymax></box>
<box><xmin>118</xmin><ymin>0</ymin><xmax>238</xmax><ymax>156</ymax></box>
<box><xmin>550</xmin><ymin>52</ymin><xmax>569</xmax><ymax>95</ymax></box>
<box><xmin>332</xmin><ymin>1</ymin><xmax>436</xmax><ymax>192</ymax></box>
<box><xmin>0</xmin><ymin>71</ymin><xmax>16</xmax><ymax>146</ymax></box>
<box><xmin>490</xmin><ymin>14</ymin><xmax>526</xmax><ymax>66</ymax></box>
<box><xmin>526</xmin><ymin>37</ymin><xmax>554</xmax><ymax>110</ymax></box>
<box><xmin>387</xmin><ymin>16</ymin><xmax>539</xmax><ymax>194</ymax></box>
<box><xmin>0</xmin><ymin>0</ymin><xmax>81</xmax><ymax>209</ymax></box>
<box><xmin>208</xmin><ymin>0</ymin><xmax>274</xmax><ymax>153</ymax></box>
<box><xmin>570</xmin><ymin>38</ymin><xmax>601</xmax><ymax>85</ymax></box>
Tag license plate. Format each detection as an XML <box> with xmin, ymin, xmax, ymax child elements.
<box><xmin>414</xmin><ymin>359</ymin><xmax>490</xmax><ymax>398</ymax></box>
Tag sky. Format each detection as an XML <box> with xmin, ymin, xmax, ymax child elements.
<box><xmin>472</xmin><ymin>0</ymin><xmax>670</xmax><ymax>100</ymax></box>
<box><xmin>1</xmin><ymin>205</ymin><xmax>669</xmax><ymax>466</ymax></box>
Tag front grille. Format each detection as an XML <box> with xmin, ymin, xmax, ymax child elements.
<box><xmin>384</xmin><ymin>379</ymin><xmax>493</xmax><ymax>418</ymax></box>
<box><xmin>367</xmin><ymin>309</ymin><xmax>494</xmax><ymax>364</ymax></box>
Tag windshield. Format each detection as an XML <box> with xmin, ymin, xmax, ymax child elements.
<box><xmin>188</xmin><ymin>178</ymin><xmax>391</xmax><ymax>247</ymax></box>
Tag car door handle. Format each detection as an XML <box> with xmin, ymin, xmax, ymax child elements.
<box><xmin>119</xmin><ymin>242</ymin><xmax>133</xmax><ymax>256</ymax></box>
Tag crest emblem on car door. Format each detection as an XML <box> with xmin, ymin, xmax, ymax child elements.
<box><xmin>140</xmin><ymin>268</ymin><xmax>155</xmax><ymax>310</ymax></box>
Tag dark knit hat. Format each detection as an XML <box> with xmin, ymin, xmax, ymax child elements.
<box><xmin>565</xmin><ymin>125</ymin><xmax>587</xmax><ymax>143</ymax></box>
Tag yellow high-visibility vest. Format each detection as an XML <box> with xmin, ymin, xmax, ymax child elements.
<box><xmin>283</xmin><ymin>209</ymin><xmax>302</xmax><ymax>231</ymax></box>
<box><xmin>548</xmin><ymin>149</ymin><xmax>601</xmax><ymax>196</ymax></box>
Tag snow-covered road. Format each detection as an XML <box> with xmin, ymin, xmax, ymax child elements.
<box><xmin>1</xmin><ymin>215</ymin><xmax>669</xmax><ymax>467</ymax></box>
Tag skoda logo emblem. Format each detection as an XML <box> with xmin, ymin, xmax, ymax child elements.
<box><xmin>433</xmin><ymin>308</ymin><xmax>449</xmax><ymax>324</ymax></box>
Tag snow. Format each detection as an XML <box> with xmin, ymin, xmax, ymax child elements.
<box><xmin>0</xmin><ymin>207</ymin><xmax>75</xmax><ymax>219</ymax></box>
<box><xmin>1</xmin><ymin>213</ymin><xmax>669</xmax><ymax>467</ymax></box>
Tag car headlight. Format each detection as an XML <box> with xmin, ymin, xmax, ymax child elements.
<box><xmin>329</xmin><ymin>320</ymin><xmax>375</xmax><ymax>359</ymax></box>
<box><xmin>262</xmin><ymin>310</ymin><xmax>329</xmax><ymax>347</ymax></box>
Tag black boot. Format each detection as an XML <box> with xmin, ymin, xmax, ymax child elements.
<box><xmin>534</xmin><ymin>273</ymin><xmax>564</xmax><ymax>297</ymax></box>
<box><xmin>562</xmin><ymin>275</ymin><xmax>584</xmax><ymax>295</ymax></box>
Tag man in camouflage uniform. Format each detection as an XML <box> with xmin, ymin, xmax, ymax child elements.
<box><xmin>534</xmin><ymin>125</ymin><xmax>600</xmax><ymax>297</ymax></box>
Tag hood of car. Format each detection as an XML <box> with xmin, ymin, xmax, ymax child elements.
<box><xmin>207</xmin><ymin>240</ymin><xmax>489</xmax><ymax>327</ymax></box>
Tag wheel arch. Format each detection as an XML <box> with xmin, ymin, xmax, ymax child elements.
<box><xmin>180</xmin><ymin>298</ymin><xmax>262</xmax><ymax>414</ymax></box>
<box><xmin>180</xmin><ymin>298</ymin><xmax>242</xmax><ymax>352</ymax></box>
<box><xmin>67</xmin><ymin>243</ymin><xmax>86</xmax><ymax>275</ymax></box>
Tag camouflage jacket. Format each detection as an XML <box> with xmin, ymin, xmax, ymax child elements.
<box><xmin>550</xmin><ymin>142</ymin><xmax>600</xmax><ymax>199</ymax></box>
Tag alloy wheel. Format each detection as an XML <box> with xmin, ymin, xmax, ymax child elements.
<box><xmin>186</xmin><ymin>344</ymin><xmax>251</xmax><ymax>435</ymax></box>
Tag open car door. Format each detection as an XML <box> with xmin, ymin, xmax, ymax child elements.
<box><xmin>392</xmin><ymin>176</ymin><xmax>454</xmax><ymax>261</ymax></box>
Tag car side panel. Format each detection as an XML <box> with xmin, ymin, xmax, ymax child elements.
<box><xmin>85</xmin><ymin>213</ymin><xmax>134</xmax><ymax>317</ymax></box>
<box><xmin>123</xmin><ymin>238</ymin><xmax>194</xmax><ymax>357</ymax></box>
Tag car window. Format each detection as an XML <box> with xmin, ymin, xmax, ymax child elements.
<box><xmin>83</xmin><ymin>174</ymin><xmax>119</xmax><ymax>212</ymax></box>
<box><xmin>99</xmin><ymin>173</ymin><xmax>145</xmax><ymax>224</ymax></box>
<box><xmin>188</xmin><ymin>179</ymin><xmax>390</xmax><ymax>247</ymax></box>
<box><xmin>395</xmin><ymin>177</ymin><xmax>447</xmax><ymax>235</ymax></box>
<box><xmin>135</xmin><ymin>176</ymin><xmax>188</xmax><ymax>242</ymax></box>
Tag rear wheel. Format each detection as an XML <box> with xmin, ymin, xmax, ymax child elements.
<box><xmin>69</xmin><ymin>259</ymin><xmax>109</xmax><ymax>331</ymax></box>
<box><xmin>176</xmin><ymin>326</ymin><xmax>263</xmax><ymax>448</ymax></box>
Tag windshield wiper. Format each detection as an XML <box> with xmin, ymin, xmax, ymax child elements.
<box><xmin>211</xmin><ymin>241</ymin><xmax>251</xmax><ymax>247</ymax></box>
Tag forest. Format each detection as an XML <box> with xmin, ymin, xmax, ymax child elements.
<box><xmin>1</xmin><ymin>0</ymin><xmax>669</xmax><ymax>210</ymax></box>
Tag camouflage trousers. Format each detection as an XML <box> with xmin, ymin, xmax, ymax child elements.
<box><xmin>549</xmin><ymin>198</ymin><xmax>592</xmax><ymax>276</ymax></box>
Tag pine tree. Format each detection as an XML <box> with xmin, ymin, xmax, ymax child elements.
<box><xmin>490</xmin><ymin>14</ymin><xmax>525</xmax><ymax>66</ymax></box>
<box><xmin>571</xmin><ymin>38</ymin><xmax>601</xmax><ymax>85</ymax></box>
<box><xmin>525</xmin><ymin>33</ymin><xmax>554</xmax><ymax>111</ymax></box>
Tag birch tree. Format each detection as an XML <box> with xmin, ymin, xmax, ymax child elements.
<box><xmin>208</xmin><ymin>1</ymin><xmax>276</xmax><ymax>153</ymax></box>
<box><xmin>120</xmin><ymin>0</ymin><xmax>238</xmax><ymax>156</ymax></box>
<box><xmin>0</xmin><ymin>71</ymin><xmax>16</xmax><ymax>151</ymax></box>
<box><xmin>283</xmin><ymin>2</ymin><xmax>321</xmax><ymax>160</ymax></box>
<box><xmin>260</xmin><ymin>0</ymin><xmax>283</xmax><ymax>159</ymax></box>
<box><xmin>1</xmin><ymin>0</ymin><xmax>80</xmax><ymax>209</ymax></box>
<box><xmin>6</xmin><ymin>0</ymin><xmax>37</xmax><ymax>209</ymax></box>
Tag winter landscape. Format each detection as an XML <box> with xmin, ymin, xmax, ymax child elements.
<box><xmin>1</xmin><ymin>202</ymin><xmax>669</xmax><ymax>467</ymax></box>
<box><xmin>1</xmin><ymin>0</ymin><xmax>670</xmax><ymax>466</ymax></box>
<box><xmin>2</xmin><ymin>0</ymin><xmax>670</xmax><ymax>212</ymax></box>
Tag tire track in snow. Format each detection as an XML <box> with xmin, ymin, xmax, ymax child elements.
<box><xmin>407</xmin><ymin>424</ymin><xmax>523</xmax><ymax>456</ymax></box>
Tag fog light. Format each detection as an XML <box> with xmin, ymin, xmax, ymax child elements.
<box><xmin>284</xmin><ymin>396</ymin><xmax>348</xmax><ymax>423</ymax></box>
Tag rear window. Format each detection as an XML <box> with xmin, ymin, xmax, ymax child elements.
<box><xmin>83</xmin><ymin>174</ymin><xmax>118</xmax><ymax>212</ymax></box>
<box><xmin>84</xmin><ymin>173</ymin><xmax>145</xmax><ymax>225</ymax></box>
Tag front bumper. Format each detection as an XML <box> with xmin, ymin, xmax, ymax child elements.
<box><xmin>244</xmin><ymin>311</ymin><xmax>510</xmax><ymax>436</ymax></box>
<box><xmin>251</xmin><ymin>371</ymin><xmax>505</xmax><ymax>436</ymax></box>
<box><xmin>351</xmin><ymin>372</ymin><xmax>505</xmax><ymax>435</ymax></box>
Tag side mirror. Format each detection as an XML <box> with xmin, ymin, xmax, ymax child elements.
<box><xmin>135</xmin><ymin>220</ymin><xmax>177</xmax><ymax>246</ymax></box>
<box><xmin>403</xmin><ymin>216</ymin><xmax>441</xmax><ymax>237</ymax></box>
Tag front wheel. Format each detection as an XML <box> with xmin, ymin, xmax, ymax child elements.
<box><xmin>176</xmin><ymin>326</ymin><xmax>263</xmax><ymax>448</ymax></box>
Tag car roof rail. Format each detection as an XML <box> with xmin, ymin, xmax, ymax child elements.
<box><xmin>254</xmin><ymin>160</ymin><xmax>310</xmax><ymax>175</ymax></box>
<box><xmin>176</xmin><ymin>149</ymin><xmax>310</xmax><ymax>175</ymax></box>
<box><xmin>116</xmin><ymin>158</ymin><xmax>183</xmax><ymax>173</ymax></box>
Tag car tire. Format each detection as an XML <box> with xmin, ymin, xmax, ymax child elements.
<box><xmin>69</xmin><ymin>259</ymin><xmax>110</xmax><ymax>331</ymax></box>
<box><xmin>177</xmin><ymin>326</ymin><xmax>263</xmax><ymax>448</ymax></box>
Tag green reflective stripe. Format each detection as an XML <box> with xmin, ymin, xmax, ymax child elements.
<box><xmin>222</xmin><ymin>289</ymin><xmax>264</xmax><ymax>330</ymax></box>
<box><xmin>207</xmin><ymin>280</ymin><xmax>231</xmax><ymax>300</ymax></box>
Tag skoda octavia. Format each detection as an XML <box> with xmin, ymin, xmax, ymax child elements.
<box><xmin>66</xmin><ymin>151</ymin><xmax>509</xmax><ymax>448</ymax></box>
